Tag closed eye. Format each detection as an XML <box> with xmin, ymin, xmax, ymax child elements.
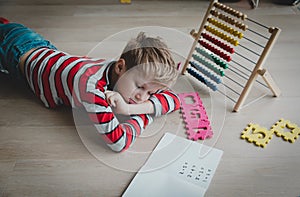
<box><xmin>137</xmin><ymin>85</ymin><xmax>145</xmax><ymax>90</ymax></box>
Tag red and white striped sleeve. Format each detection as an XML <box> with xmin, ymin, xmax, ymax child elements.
<box><xmin>149</xmin><ymin>90</ymin><xmax>181</xmax><ymax>117</ymax></box>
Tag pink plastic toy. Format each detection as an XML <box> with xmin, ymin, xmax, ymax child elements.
<box><xmin>178</xmin><ymin>92</ymin><xmax>213</xmax><ymax>140</ymax></box>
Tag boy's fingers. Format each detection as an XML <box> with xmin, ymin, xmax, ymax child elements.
<box><xmin>105</xmin><ymin>91</ymin><xmax>112</xmax><ymax>97</ymax></box>
<box><xmin>111</xmin><ymin>100</ymin><xmax>116</xmax><ymax>107</ymax></box>
<box><xmin>105</xmin><ymin>90</ymin><xmax>114</xmax><ymax>98</ymax></box>
<box><xmin>105</xmin><ymin>91</ymin><xmax>121</xmax><ymax>108</ymax></box>
<box><xmin>107</xmin><ymin>96</ymin><xmax>116</xmax><ymax>107</ymax></box>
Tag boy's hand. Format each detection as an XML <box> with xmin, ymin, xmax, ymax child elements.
<box><xmin>105</xmin><ymin>90</ymin><xmax>130</xmax><ymax>115</ymax></box>
<box><xmin>105</xmin><ymin>90</ymin><xmax>155</xmax><ymax>115</ymax></box>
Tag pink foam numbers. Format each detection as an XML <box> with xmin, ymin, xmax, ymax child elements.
<box><xmin>178</xmin><ymin>92</ymin><xmax>213</xmax><ymax>140</ymax></box>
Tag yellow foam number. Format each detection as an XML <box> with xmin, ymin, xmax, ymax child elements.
<box><xmin>241</xmin><ymin>124</ymin><xmax>274</xmax><ymax>148</ymax></box>
<box><xmin>271</xmin><ymin>119</ymin><xmax>300</xmax><ymax>143</ymax></box>
<box><xmin>120</xmin><ymin>0</ymin><xmax>131</xmax><ymax>3</ymax></box>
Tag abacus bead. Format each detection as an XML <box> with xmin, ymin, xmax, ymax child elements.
<box><xmin>221</xmin><ymin>5</ymin><xmax>228</xmax><ymax>12</ymax></box>
<box><xmin>214</xmin><ymin>2</ymin><xmax>220</xmax><ymax>8</ymax></box>
<box><xmin>232</xmin><ymin>9</ymin><xmax>236</xmax><ymax>13</ymax></box>
<box><xmin>238</xmin><ymin>33</ymin><xmax>243</xmax><ymax>39</ymax></box>
<box><xmin>232</xmin><ymin>10</ymin><xmax>238</xmax><ymax>17</ymax></box>
<box><xmin>227</xmin><ymin>6</ymin><xmax>232</xmax><ymax>12</ymax></box>
<box><xmin>190</xmin><ymin>29</ymin><xmax>198</xmax><ymax>38</ymax></box>
<box><xmin>269</xmin><ymin>27</ymin><xmax>275</xmax><ymax>33</ymax></box>
<box><xmin>231</xmin><ymin>18</ymin><xmax>236</xmax><ymax>24</ymax></box>
<box><xmin>225</xmin><ymin>35</ymin><xmax>229</xmax><ymax>41</ymax></box>
<box><xmin>234</xmin><ymin>31</ymin><xmax>238</xmax><ymax>37</ymax></box>
<box><xmin>238</xmin><ymin>12</ymin><xmax>243</xmax><ymax>18</ymax></box>
<box><xmin>210</xmin><ymin>10</ymin><xmax>216</xmax><ymax>16</ymax></box>
<box><xmin>229</xmin><ymin>55</ymin><xmax>232</xmax><ymax>61</ymax></box>
<box><xmin>220</xmin><ymin>14</ymin><xmax>226</xmax><ymax>20</ymax></box>
<box><xmin>232</xmin><ymin>18</ymin><xmax>237</xmax><ymax>24</ymax></box>
<box><xmin>222</xmin><ymin>16</ymin><xmax>226</xmax><ymax>21</ymax></box>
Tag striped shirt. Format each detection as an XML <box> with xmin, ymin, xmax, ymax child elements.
<box><xmin>24</xmin><ymin>47</ymin><xmax>180</xmax><ymax>152</ymax></box>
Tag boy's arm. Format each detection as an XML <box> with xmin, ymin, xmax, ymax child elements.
<box><xmin>148</xmin><ymin>90</ymin><xmax>181</xmax><ymax>117</ymax></box>
<box><xmin>79</xmin><ymin>90</ymin><xmax>180</xmax><ymax>152</ymax></box>
<box><xmin>79</xmin><ymin>88</ymin><xmax>153</xmax><ymax>152</ymax></box>
<box><xmin>127</xmin><ymin>101</ymin><xmax>154</xmax><ymax>114</ymax></box>
<box><xmin>129</xmin><ymin>90</ymin><xmax>181</xmax><ymax>116</ymax></box>
<box><xmin>105</xmin><ymin>90</ymin><xmax>155</xmax><ymax>115</ymax></box>
<box><xmin>105</xmin><ymin>90</ymin><xmax>180</xmax><ymax>116</ymax></box>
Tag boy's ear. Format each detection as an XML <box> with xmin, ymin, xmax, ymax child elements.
<box><xmin>114</xmin><ymin>58</ymin><xmax>127</xmax><ymax>76</ymax></box>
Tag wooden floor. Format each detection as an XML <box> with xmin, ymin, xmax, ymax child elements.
<box><xmin>1</xmin><ymin>0</ymin><xmax>300</xmax><ymax>196</ymax></box>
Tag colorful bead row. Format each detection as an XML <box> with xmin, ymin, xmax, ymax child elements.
<box><xmin>211</xmin><ymin>55</ymin><xmax>228</xmax><ymax>69</ymax></box>
<box><xmin>195</xmin><ymin>47</ymin><xmax>228</xmax><ymax>69</ymax></box>
<box><xmin>210</xmin><ymin>9</ymin><xmax>247</xmax><ymax>31</ymax></box>
<box><xmin>204</xmin><ymin>25</ymin><xmax>239</xmax><ymax>46</ymax></box>
<box><xmin>207</xmin><ymin>17</ymin><xmax>243</xmax><ymax>39</ymax></box>
<box><xmin>190</xmin><ymin>61</ymin><xmax>222</xmax><ymax>84</ymax></box>
<box><xmin>186</xmin><ymin>67</ymin><xmax>218</xmax><ymax>91</ymax></box>
<box><xmin>199</xmin><ymin>39</ymin><xmax>231</xmax><ymax>62</ymax></box>
<box><xmin>201</xmin><ymin>32</ymin><xmax>235</xmax><ymax>54</ymax></box>
<box><xmin>213</xmin><ymin>2</ymin><xmax>247</xmax><ymax>20</ymax></box>
<box><xmin>192</xmin><ymin>54</ymin><xmax>225</xmax><ymax>76</ymax></box>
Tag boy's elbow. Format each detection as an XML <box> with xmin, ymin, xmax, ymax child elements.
<box><xmin>107</xmin><ymin>142</ymin><xmax>129</xmax><ymax>153</ymax></box>
<box><xmin>174</xmin><ymin>94</ymin><xmax>181</xmax><ymax>111</ymax></box>
<box><xmin>109</xmin><ymin>146</ymin><xmax>124</xmax><ymax>153</ymax></box>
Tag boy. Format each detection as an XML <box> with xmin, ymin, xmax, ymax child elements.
<box><xmin>0</xmin><ymin>18</ymin><xmax>180</xmax><ymax>152</ymax></box>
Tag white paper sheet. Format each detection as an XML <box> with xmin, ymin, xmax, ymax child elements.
<box><xmin>123</xmin><ymin>133</ymin><xmax>223</xmax><ymax>197</ymax></box>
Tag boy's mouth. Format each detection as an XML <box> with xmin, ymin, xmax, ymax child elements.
<box><xmin>129</xmin><ymin>98</ymin><xmax>136</xmax><ymax>104</ymax></box>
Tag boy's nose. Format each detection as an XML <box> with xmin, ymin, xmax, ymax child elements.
<box><xmin>135</xmin><ymin>91</ymin><xmax>149</xmax><ymax>102</ymax></box>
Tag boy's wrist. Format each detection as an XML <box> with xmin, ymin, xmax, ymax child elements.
<box><xmin>127</xmin><ymin>101</ymin><xmax>154</xmax><ymax>115</ymax></box>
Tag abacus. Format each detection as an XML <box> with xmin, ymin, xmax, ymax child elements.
<box><xmin>182</xmin><ymin>0</ymin><xmax>281</xmax><ymax>112</ymax></box>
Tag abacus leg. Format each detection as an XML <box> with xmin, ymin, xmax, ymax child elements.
<box><xmin>233</xmin><ymin>72</ymin><xmax>258</xmax><ymax>112</ymax></box>
<box><xmin>249</xmin><ymin>0</ymin><xmax>259</xmax><ymax>8</ymax></box>
<box><xmin>233</xmin><ymin>69</ymin><xmax>281</xmax><ymax>112</ymax></box>
<box><xmin>258</xmin><ymin>69</ymin><xmax>281</xmax><ymax>97</ymax></box>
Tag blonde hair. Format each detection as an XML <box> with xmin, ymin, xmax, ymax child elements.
<box><xmin>120</xmin><ymin>32</ymin><xmax>178</xmax><ymax>86</ymax></box>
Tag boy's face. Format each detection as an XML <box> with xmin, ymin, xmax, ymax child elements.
<box><xmin>114</xmin><ymin>67</ymin><xmax>166</xmax><ymax>104</ymax></box>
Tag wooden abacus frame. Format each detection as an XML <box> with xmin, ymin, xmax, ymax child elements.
<box><xmin>182</xmin><ymin>0</ymin><xmax>281</xmax><ymax>112</ymax></box>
